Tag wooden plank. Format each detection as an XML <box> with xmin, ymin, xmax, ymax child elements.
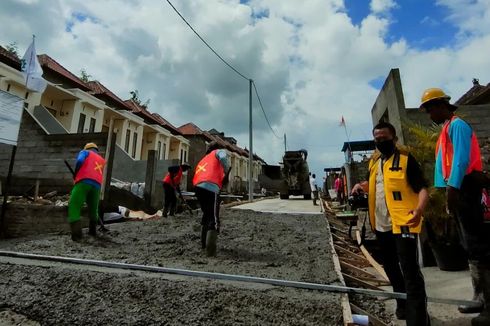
<box><xmin>342</xmin><ymin>273</ymin><xmax>384</xmax><ymax>291</ymax></box>
<box><xmin>350</xmin><ymin>303</ymin><xmax>389</xmax><ymax>326</ymax></box>
<box><xmin>334</xmin><ymin>245</ymin><xmax>367</xmax><ymax>261</ymax></box>
<box><xmin>340</xmin><ymin>261</ymin><xmax>386</xmax><ymax>281</ymax></box>
<box><xmin>355</xmin><ymin>230</ymin><xmax>389</xmax><ymax>282</ymax></box>
<box><xmin>339</xmin><ymin>256</ymin><xmax>371</xmax><ymax>268</ymax></box>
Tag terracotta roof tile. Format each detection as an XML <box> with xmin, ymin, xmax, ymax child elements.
<box><xmin>455</xmin><ymin>80</ymin><xmax>490</xmax><ymax>105</ymax></box>
<box><xmin>0</xmin><ymin>45</ymin><xmax>21</xmax><ymax>70</ymax></box>
<box><xmin>151</xmin><ymin>113</ymin><xmax>182</xmax><ymax>135</ymax></box>
<box><xmin>38</xmin><ymin>54</ymin><xmax>90</xmax><ymax>91</ymax></box>
<box><xmin>86</xmin><ymin>81</ymin><xmax>130</xmax><ymax>110</ymax></box>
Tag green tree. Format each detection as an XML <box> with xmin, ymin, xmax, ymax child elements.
<box><xmin>79</xmin><ymin>68</ymin><xmax>92</xmax><ymax>83</ymax></box>
<box><xmin>130</xmin><ymin>90</ymin><xmax>150</xmax><ymax>108</ymax></box>
<box><xmin>5</xmin><ymin>42</ymin><xmax>19</xmax><ymax>58</ymax></box>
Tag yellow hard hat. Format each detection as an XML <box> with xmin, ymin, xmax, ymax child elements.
<box><xmin>420</xmin><ymin>88</ymin><xmax>458</xmax><ymax>111</ymax></box>
<box><xmin>84</xmin><ymin>142</ymin><xmax>98</xmax><ymax>150</ymax></box>
<box><xmin>420</xmin><ymin>88</ymin><xmax>451</xmax><ymax>106</ymax></box>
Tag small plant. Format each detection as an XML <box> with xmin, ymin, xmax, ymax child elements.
<box><xmin>403</xmin><ymin>120</ymin><xmax>456</xmax><ymax>241</ymax></box>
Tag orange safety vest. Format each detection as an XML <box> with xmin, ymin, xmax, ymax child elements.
<box><xmin>74</xmin><ymin>150</ymin><xmax>106</xmax><ymax>185</ymax></box>
<box><xmin>193</xmin><ymin>150</ymin><xmax>225</xmax><ymax>189</ymax></box>
<box><xmin>163</xmin><ymin>167</ymin><xmax>183</xmax><ymax>188</ymax></box>
<box><xmin>436</xmin><ymin>116</ymin><xmax>482</xmax><ymax>180</ymax></box>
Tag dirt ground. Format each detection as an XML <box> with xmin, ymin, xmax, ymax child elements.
<box><xmin>0</xmin><ymin>208</ymin><xmax>343</xmax><ymax>325</ymax></box>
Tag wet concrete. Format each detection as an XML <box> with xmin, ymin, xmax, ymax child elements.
<box><xmin>0</xmin><ymin>208</ymin><xmax>343</xmax><ymax>325</ymax></box>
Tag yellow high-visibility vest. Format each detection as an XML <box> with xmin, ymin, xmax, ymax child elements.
<box><xmin>368</xmin><ymin>150</ymin><xmax>422</xmax><ymax>234</ymax></box>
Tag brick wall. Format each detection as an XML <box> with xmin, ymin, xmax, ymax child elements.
<box><xmin>0</xmin><ymin>110</ymin><xmax>108</xmax><ymax>194</ymax></box>
<box><xmin>1</xmin><ymin>203</ymin><xmax>89</xmax><ymax>238</ymax></box>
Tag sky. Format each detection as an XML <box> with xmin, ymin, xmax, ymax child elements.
<box><xmin>1</xmin><ymin>0</ymin><xmax>490</xmax><ymax>177</ymax></box>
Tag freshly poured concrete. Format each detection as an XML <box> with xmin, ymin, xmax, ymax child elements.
<box><xmin>233</xmin><ymin>196</ymin><xmax>323</xmax><ymax>214</ymax></box>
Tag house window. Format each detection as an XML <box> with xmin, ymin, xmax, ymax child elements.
<box><xmin>184</xmin><ymin>150</ymin><xmax>187</xmax><ymax>163</ymax></box>
<box><xmin>157</xmin><ymin>141</ymin><xmax>162</xmax><ymax>159</ymax></box>
<box><xmin>180</xmin><ymin>149</ymin><xmax>183</xmax><ymax>162</ymax></box>
<box><xmin>124</xmin><ymin>129</ymin><xmax>131</xmax><ymax>153</ymax></box>
<box><xmin>162</xmin><ymin>143</ymin><xmax>166</xmax><ymax>159</ymax></box>
<box><xmin>6</xmin><ymin>84</ymin><xmax>11</xmax><ymax>92</ymax></box>
<box><xmin>132</xmin><ymin>132</ymin><xmax>138</xmax><ymax>158</ymax></box>
<box><xmin>89</xmin><ymin>118</ymin><xmax>96</xmax><ymax>133</ymax></box>
<box><xmin>25</xmin><ymin>92</ymin><xmax>29</xmax><ymax>99</ymax></box>
<box><xmin>77</xmin><ymin>113</ymin><xmax>86</xmax><ymax>133</ymax></box>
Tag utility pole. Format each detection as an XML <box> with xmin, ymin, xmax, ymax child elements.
<box><xmin>248</xmin><ymin>79</ymin><xmax>253</xmax><ymax>202</ymax></box>
<box><xmin>284</xmin><ymin>133</ymin><xmax>287</xmax><ymax>152</ymax></box>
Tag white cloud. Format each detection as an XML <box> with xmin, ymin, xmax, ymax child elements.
<box><xmin>370</xmin><ymin>0</ymin><xmax>397</xmax><ymax>14</ymax></box>
<box><xmin>0</xmin><ymin>0</ymin><xmax>489</xmax><ymax>177</ymax></box>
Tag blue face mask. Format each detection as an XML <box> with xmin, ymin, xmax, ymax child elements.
<box><xmin>375</xmin><ymin>140</ymin><xmax>395</xmax><ymax>156</ymax></box>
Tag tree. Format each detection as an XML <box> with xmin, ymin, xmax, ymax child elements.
<box><xmin>130</xmin><ymin>90</ymin><xmax>150</xmax><ymax>108</ymax></box>
<box><xmin>79</xmin><ymin>68</ymin><xmax>92</xmax><ymax>83</ymax></box>
<box><xmin>5</xmin><ymin>42</ymin><xmax>19</xmax><ymax>58</ymax></box>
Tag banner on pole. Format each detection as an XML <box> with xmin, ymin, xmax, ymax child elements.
<box><xmin>21</xmin><ymin>37</ymin><xmax>47</xmax><ymax>93</ymax></box>
<box><xmin>0</xmin><ymin>90</ymin><xmax>24</xmax><ymax>146</ymax></box>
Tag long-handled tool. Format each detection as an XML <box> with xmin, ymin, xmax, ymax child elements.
<box><xmin>177</xmin><ymin>189</ymin><xmax>193</xmax><ymax>216</ymax></box>
<box><xmin>64</xmin><ymin>160</ymin><xmax>108</xmax><ymax>232</ymax></box>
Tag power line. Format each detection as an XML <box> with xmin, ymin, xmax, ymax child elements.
<box><xmin>166</xmin><ymin>0</ymin><xmax>249</xmax><ymax>81</ymax></box>
<box><xmin>252</xmin><ymin>81</ymin><xmax>281</xmax><ymax>139</ymax></box>
<box><xmin>166</xmin><ymin>0</ymin><xmax>282</xmax><ymax>140</ymax></box>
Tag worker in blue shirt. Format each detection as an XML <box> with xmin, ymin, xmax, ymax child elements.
<box><xmin>421</xmin><ymin>88</ymin><xmax>490</xmax><ymax>325</ymax></box>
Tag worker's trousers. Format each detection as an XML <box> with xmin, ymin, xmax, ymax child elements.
<box><xmin>195</xmin><ymin>187</ymin><xmax>220</xmax><ymax>232</ymax></box>
<box><xmin>375</xmin><ymin>231</ymin><xmax>406</xmax><ymax>309</ymax></box>
<box><xmin>163</xmin><ymin>182</ymin><xmax>177</xmax><ymax>216</ymax></box>
<box><xmin>68</xmin><ymin>182</ymin><xmax>100</xmax><ymax>224</ymax></box>
<box><xmin>396</xmin><ymin>234</ymin><xmax>429</xmax><ymax>326</ymax></box>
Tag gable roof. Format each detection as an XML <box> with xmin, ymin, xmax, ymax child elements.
<box><xmin>86</xmin><ymin>81</ymin><xmax>130</xmax><ymax>110</ymax></box>
<box><xmin>0</xmin><ymin>45</ymin><xmax>21</xmax><ymax>70</ymax></box>
<box><xmin>151</xmin><ymin>112</ymin><xmax>182</xmax><ymax>135</ymax></box>
<box><xmin>38</xmin><ymin>54</ymin><xmax>90</xmax><ymax>91</ymax></box>
<box><xmin>455</xmin><ymin>79</ymin><xmax>490</xmax><ymax>105</ymax></box>
<box><xmin>178</xmin><ymin>122</ymin><xmax>214</xmax><ymax>140</ymax></box>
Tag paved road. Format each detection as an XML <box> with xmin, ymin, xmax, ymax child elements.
<box><xmin>232</xmin><ymin>196</ymin><xmax>323</xmax><ymax>214</ymax></box>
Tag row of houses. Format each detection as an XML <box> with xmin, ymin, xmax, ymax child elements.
<box><xmin>0</xmin><ymin>45</ymin><xmax>265</xmax><ymax>193</ymax></box>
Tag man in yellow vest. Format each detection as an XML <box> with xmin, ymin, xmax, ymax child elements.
<box><xmin>352</xmin><ymin>122</ymin><xmax>430</xmax><ymax>325</ymax></box>
<box><xmin>68</xmin><ymin>142</ymin><xmax>106</xmax><ymax>241</ymax></box>
<box><xmin>193</xmin><ymin>141</ymin><xmax>230</xmax><ymax>257</ymax></box>
<box><xmin>421</xmin><ymin>88</ymin><xmax>490</xmax><ymax>325</ymax></box>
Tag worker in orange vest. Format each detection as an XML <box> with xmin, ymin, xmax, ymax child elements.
<box><xmin>162</xmin><ymin>163</ymin><xmax>191</xmax><ymax>217</ymax></box>
<box><xmin>68</xmin><ymin>142</ymin><xmax>106</xmax><ymax>241</ymax></box>
<box><xmin>421</xmin><ymin>88</ymin><xmax>490</xmax><ymax>325</ymax></box>
<box><xmin>193</xmin><ymin>141</ymin><xmax>230</xmax><ymax>257</ymax></box>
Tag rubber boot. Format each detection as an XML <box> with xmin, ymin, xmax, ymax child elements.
<box><xmin>206</xmin><ymin>230</ymin><xmax>218</xmax><ymax>257</ymax></box>
<box><xmin>162</xmin><ymin>207</ymin><xmax>168</xmax><ymax>218</ymax></box>
<box><xmin>70</xmin><ymin>220</ymin><xmax>82</xmax><ymax>242</ymax></box>
<box><xmin>201</xmin><ymin>226</ymin><xmax>207</xmax><ymax>249</ymax></box>
<box><xmin>460</xmin><ymin>262</ymin><xmax>484</xmax><ymax>313</ymax></box>
<box><xmin>88</xmin><ymin>219</ymin><xmax>96</xmax><ymax>237</ymax></box>
<box><xmin>471</xmin><ymin>263</ymin><xmax>490</xmax><ymax>326</ymax></box>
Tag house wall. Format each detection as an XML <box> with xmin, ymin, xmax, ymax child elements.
<box><xmin>0</xmin><ymin>110</ymin><xmax>108</xmax><ymax>194</ymax></box>
<box><xmin>371</xmin><ymin>68</ymin><xmax>408</xmax><ymax>144</ymax></box>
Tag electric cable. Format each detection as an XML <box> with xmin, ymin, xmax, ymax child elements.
<box><xmin>252</xmin><ymin>81</ymin><xmax>281</xmax><ymax>139</ymax></box>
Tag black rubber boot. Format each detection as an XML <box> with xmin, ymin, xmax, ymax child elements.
<box><xmin>88</xmin><ymin>220</ymin><xmax>96</xmax><ymax>236</ymax></box>
<box><xmin>70</xmin><ymin>220</ymin><xmax>82</xmax><ymax>241</ymax></box>
<box><xmin>472</xmin><ymin>264</ymin><xmax>490</xmax><ymax>326</ymax></box>
<box><xmin>162</xmin><ymin>207</ymin><xmax>168</xmax><ymax>218</ymax></box>
<box><xmin>201</xmin><ymin>226</ymin><xmax>207</xmax><ymax>249</ymax></box>
<box><xmin>460</xmin><ymin>262</ymin><xmax>484</xmax><ymax>314</ymax></box>
<box><xmin>206</xmin><ymin>230</ymin><xmax>217</xmax><ymax>257</ymax></box>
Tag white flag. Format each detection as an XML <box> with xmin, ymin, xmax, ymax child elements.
<box><xmin>21</xmin><ymin>37</ymin><xmax>47</xmax><ymax>93</ymax></box>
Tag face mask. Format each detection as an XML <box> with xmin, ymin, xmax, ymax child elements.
<box><xmin>375</xmin><ymin>140</ymin><xmax>395</xmax><ymax>156</ymax></box>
